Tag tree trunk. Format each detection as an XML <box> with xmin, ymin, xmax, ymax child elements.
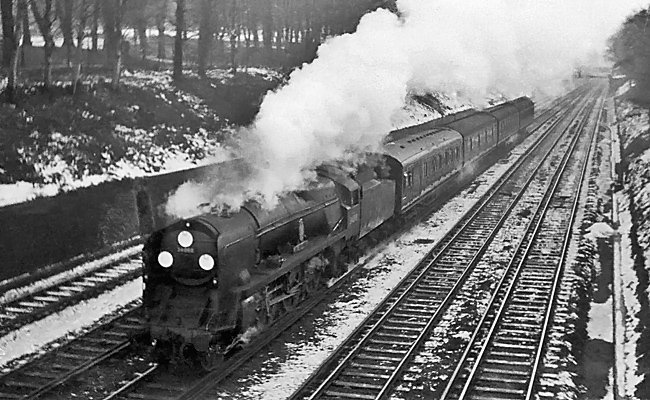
<box><xmin>91</xmin><ymin>0</ymin><xmax>99</xmax><ymax>50</ymax></box>
<box><xmin>55</xmin><ymin>0</ymin><xmax>74</xmax><ymax>66</ymax></box>
<box><xmin>197</xmin><ymin>0</ymin><xmax>212</xmax><ymax>76</ymax></box>
<box><xmin>73</xmin><ymin>0</ymin><xmax>87</xmax><ymax>94</ymax></box>
<box><xmin>156</xmin><ymin>0</ymin><xmax>167</xmax><ymax>59</ymax></box>
<box><xmin>137</xmin><ymin>21</ymin><xmax>147</xmax><ymax>60</ymax></box>
<box><xmin>172</xmin><ymin>0</ymin><xmax>184</xmax><ymax>81</ymax></box>
<box><xmin>6</xmin><ymin>0</ymin><xmax>25</xmax><ymax>104</ymax></box>
<box><xmin>1</xmin><ymin>0</ymin><xmax>15</xmax><ymax>68</ymax></box>
<box><xmin>262</xmin><ymin>0</ymin><xmax>272</xmax><ymax>49</ymax></box>
<box><xmin>21</xmin><ymin>5</ymin><xmax>29</xmax><ymax>45</ymax></box>
<box><xmin>102</xmin><ymin>0</ymin><xmax>124</xmax><ymax>90</ymax></box>
<box><xmin>28</xmin><ymin>0</ymin><xmax>54</xmax><ymax>87</ymax></box>
<box><xmin>102</xmin><ymin>0</ymin><xmax>116</xmax><ymax>66</ymax></box>
<box><xmin>229</xmin><ymin>0</ymin><xmax>237</xmax><ymax>73</ymax></box>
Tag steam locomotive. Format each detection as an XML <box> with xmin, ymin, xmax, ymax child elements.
<box><xmin>142</xmin><ymin>97</ymin><xmax>534</xmax><ymax>369</ymax></box>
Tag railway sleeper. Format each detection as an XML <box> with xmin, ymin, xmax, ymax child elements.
<box><xmin>485</xmin><ymin>358</ymin><xmax>531</xmax><ymax>367</ymax></box>
<box><xmin>390</xmin><ymin>311</ymin><xmax>431</xmax><ymax>320</ymax></box>
<box><xmin>382</xmin><ymin>324</ymin><xmax>424</xmax><ymax>332</ymax></box>
<box><xmin>479</xmin><ymin>375</ymin><xmax>528</xmax><ymax>386</ymax></box>
<box><xmin>17</xmin><ymin>301</ymin><xmax>47</xmax><ymax>308</ymax></box>
<box><xmin>332</xmin><ymin>380</ymin><xmax>384</xmax><ymax>391</ymax></box>
<box><xmin>2</xmin><ymin>378</ymin><xmax>45</xmax><ymax>389</ymax></box>
<box><xmin>18</xmin><ymin>369</ymin><xmax>59</xmax><ymax>379</ymax></box>
<box><xmin>509</xmin><ymin>303</ymin><xmax>546</xmax><ymax>312</ymax></box>
<box><xmin>372</xmin><ymin>331</ymin><xmax>417</xmax><ymax>341</ymax></box>
<box><xmin>509</xmin><ymin>301</ymin><xmax>546</xmax><ymax>309</ymax></box>
<box><xmin>481</xmin><ymin>366</ymin><xmax>530</xmax><ymax>376</ymax></box>
<box><xmin>503</xmin><ymin>314</ymin><xmax>542</xmax><ymax>324</ymax></box>
<box><xmin>341</xmin><ymin>370</ymin><xmax>391</xmax><ymax>380</ymax></box>
<box><xmin>57</xmin><ymin>352</ymin><xmax>94</xmax><ymax>360</ymax></box>
<box><xmin>489</xmin><ymin>350</ymin><xmax>532</xmax><ymax>359</ymax></box>
<box><xmin>369</xmin><ymin>338</ymin><xmax>413</xmax><ymax>347</ymax></box>
<box><xmin>73</xmin><ymin>278</ymin><xmax>104</xmax><ymax>289</ymax></box>
<box><xmin>386</xmin><ymin>318</ymin><xmax>427</xmax><ymax>328</ymax></box>
<box><xmin>397</xmin><ymin>304</ymin><xmax>437</xmax><ymax>313</ymax></box>
<box><xmin>2</xmin><ymin>306</ymin><xmax>31</xmax><ymax>314</ymax></box>
<box><xmin>403</xmin><ymin>297</ymin><xmax>440</xmax><ymax>306</ymax></box>
<box><xmin>362</xmin><ymin>346</ymin><xmax>408</xmax><ymax>355</ymax></box>
<box><xmin>324</xmin><ymin>389</ymin><xmax>375</xmax><ymax>400</ymax></box>
<box><xmin>356</xmin><ymin>353</ymin><xmax>402</xmax><ymax>363</ymax></box>
<box><xmin>58</xmin><ymin>285</ymin><xmax>87</xmax><ymax>293</ymax></box>
<box><xmin>493</xmin><ymin>341</ymin><xmax>537</xmax><ymax>350</ymax></box>
<box><xmin>473</xmin><ymin>385</ymin><xmax>525</xmax><ymax>396</ymax></box>
<box><xmin>70</xmin><ymin>344</ymin><xmax>110</xmax><ymax>353</ymax></box>
<box><xmin>30</xmin><ymin>295</ymin><xmax>61</xmax><ymax>303</ymax></box>
<box><xmin>421</xmin><ymin>274</ymin><xmax>458</xmax><ymax>282</ymax></box>
<box><xmin>0</xmin><ymin>392</ymin><xmax>24</xmax><ymax>399</ymax></box>
<box><xmin>350</xmin><ymin>361</ymin><xmax>396</xmax><ymax>371</ymax></box>
<box><xmin>415</xmin><ymin>288</ymin><xmax>442</xmax><ymax>296</ymax></box>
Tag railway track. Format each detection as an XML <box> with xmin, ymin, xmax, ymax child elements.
<box><xmin>88</xmin><ymin>89</ymin><xmax>591</xmax><ymax>400</ymax></box>
<box><xmin>286</xmin><ymin>85</ymin><xmax>602</xmax><ymax>400</ymax></box>
<box><xmin>439</xmin><ymin>92</ymin><xmax>604</xmax><ymax>400</ymax></box>
<box><xmin>0</xmin><ymin>249</ymin><xmax>142</xmax><ymax>337</ymax></box>
<box><xmin>0</xmin><ymin>88</ymin><xmax>587</xmax><ymax>400</ymax></box>
<box><xmin>0</xmin><ymin>301</ymin><xmax>142</xmax><ymax>399</ymax></box>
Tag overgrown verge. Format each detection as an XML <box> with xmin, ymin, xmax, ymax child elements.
<box><xmin>617</xmin><ymin>98</ymin><xmax>650</xmax><ymax>397</ymax></box>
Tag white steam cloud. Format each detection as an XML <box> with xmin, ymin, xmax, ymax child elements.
<box><xmin>166</xmin><ymin>0</ymin><xmax>647</xmax><ymax>219</ymax></box>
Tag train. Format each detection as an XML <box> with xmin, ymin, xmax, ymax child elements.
<box><xmin>141</xmin><ymin>96</ymin><xmax>535</xmax><ymax>369</ymax></box>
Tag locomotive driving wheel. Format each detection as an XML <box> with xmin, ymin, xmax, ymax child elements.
<box><xmin>197</xmin><ymin>345</ymin><xmax>225</xmax><ymax>371</ymax></box>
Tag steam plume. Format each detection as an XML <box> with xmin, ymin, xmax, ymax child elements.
<box><xmin>165</xmin><ymin>0</ymin><xmax>646</xmax><ymax>219</ymax></box>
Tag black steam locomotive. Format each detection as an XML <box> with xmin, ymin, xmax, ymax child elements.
<box><xmin>142</xmin><ymin>97</ymin><xmax>534</xmax><ymax>369</ymax></box>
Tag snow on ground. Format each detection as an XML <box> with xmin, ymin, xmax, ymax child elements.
<box><xmin>0</xmin><ymin>279</ymin><xmax>142</xmax><ymax>372</ymax></box>
<box><xmin>616</xmin><ymin>191</ymin><xmax>643</xmax><ymax>397</ymax></box>
<box><xmin>0</xmin><ymin>245</ymin><xmax>141</xmax><ymax>305</ymax></box>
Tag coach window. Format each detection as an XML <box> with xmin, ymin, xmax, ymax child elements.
<box><xmin>424</xmin><ymin>162</ymin><xmax>428</xmax><ymax>177</ymax></box>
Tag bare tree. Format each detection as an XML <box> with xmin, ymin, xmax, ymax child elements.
<box><xmin>133</xmin><ymin>0</ymin><xmax>148</xmax><ymax>60</ymax></box>
<box><xmin>21</xmin><ymin>4</ymin><xmax>30</xmax><ymax>46</ymax></box>
<box><xmin>227</xmin><ymin>0</ymin><xmax>239</xmax><ymax>73</ymax></box>
<box><xmin>1</xmin><ymin>0</ymin><xmax>15</xmax><ymax>68</ymax></box>
<box><xmin>55</xmin><ymin>0</ymin><xmax>74</xmax><ymax>65</ymax></box>
<box><xmin>73</xmin><ymin>0</ymin><xmax>91</xmax><ymax>93</ymax></box>
<box><xmin>29</xmin><ymin>0</ymin><xmax>55</xmax><ymax>87</ymax></box>
<box><xmin>172</xmin><ymin>0</ymin><xmax>183</xmax><ymax>80</ymax></box>
<box><xmin>90</xmin><ymin>0</ymin><xmax>99</xmax><ymax>50</ymax></box>
<box><xmin>102</xmin><ymin>0</ymin><xmax>127</xmax><ymax>90</ymax></box>
<box><xmin>197</xmin><ymin>0</ymin><xmax>213</xmax><ymax>76</ymax></box>
<box><xmin>5</xmin><ymin>0</ymin><xmax>26</xmax><ymax>103</ymax></box>
<box><xmin>155</xmin><ymin>0</ymin><xmax>168</xmax><ymax>59</ymax></box>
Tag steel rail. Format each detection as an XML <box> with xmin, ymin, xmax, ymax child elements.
<box><xmin>440</xmin><ymin>89</ymin><xmax>603</xmax><ymax>400</ymax></box>
<box><xmin>291</xmin><ymin>87</ymin><xmax>596</xmax><ymax>400</ymax></box>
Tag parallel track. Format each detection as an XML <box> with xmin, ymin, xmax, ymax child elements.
<box><xmin>0</xmin><ymin>302</ymin><xmax>142</xmax><ymax>399</ymax></box>
<box><xmin>440</xmin><ymin>90</ymin><xmax>604</xmax><ymax>400</ymax></box>
<box><xmin>287</xmin><ymin>86</ymin><xmax>600</xmax><ymax>400</ymax></box>
<box><xmin>0</xmin><ymin>251</ymin><xmax>142</xmax><ymax>337</ymax></box>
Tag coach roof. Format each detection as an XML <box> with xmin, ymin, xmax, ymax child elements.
<box><xmin>382</xmin><ymin>127</ymin><xmax>462</xmax><ymax>164</ymax></box>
